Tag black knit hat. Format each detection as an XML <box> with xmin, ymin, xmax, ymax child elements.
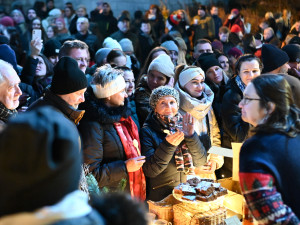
<box><xmin>51</xmin><ymin>56</ymin><xmax>87</xmax><ymax>94</ymax></box>
<box><xmin>282</xmin><ymin>44</ymin><xmax>300</xmax><ymax>63</ymax></box>
<box><xmin>43</xmin><ymin>39</ymin><xmax>62</xmax><ymax>57</ymax></box>
<box><xmin>261</xmin><ymin>44</ymin><xmax>289</xmax><ymax>73</ymax></box>
<box><xmin>0</xmin><ymin>106</ymin><xmax>81</xmax><ymax>216</ymax></box>
<box><xmin>196</xmin><ymin>53</ymin><xmax>222</xmax><ymax>73</ymax></box>
<box><xmin>0</xmin><ymin>44</ymin><xmax>19</xmax><ymax>74</ymax></box>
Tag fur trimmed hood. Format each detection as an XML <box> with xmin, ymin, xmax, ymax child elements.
<box><xmin>80</xmin><ymin>86</ymin><xmax>131</xmax><ymax>124</ymax></box>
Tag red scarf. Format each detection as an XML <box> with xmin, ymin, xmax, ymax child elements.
<box><xmin>113</xmin><ymin>117</ymin><xmax>146</xmax><ymax>201</ymax></box>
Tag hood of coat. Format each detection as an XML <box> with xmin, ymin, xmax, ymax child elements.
<box><xmin>80</xmin><ymin>86</ymin><xmax>131</xmax><ymax>124</ymax></box>
<box><xmin>174</xmin><ymin>82</ymin><xmax>214</xmax><ymax>120</ymax></box>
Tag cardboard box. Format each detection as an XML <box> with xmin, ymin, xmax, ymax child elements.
<box><xmin>218</xmin><ymin>178</ymin><xmax>243</xmax><ymax>216</ymax></box>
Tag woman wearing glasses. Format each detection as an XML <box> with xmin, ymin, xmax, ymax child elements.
<box><xmin>219</xmin><ymin>54</ymin><xmax>262</xmax><ymax>178</ymax></box>
<box><xmin>238</xmin><ymin>75</ymin><xmax>300</xmax><ymax>224</ymax></box>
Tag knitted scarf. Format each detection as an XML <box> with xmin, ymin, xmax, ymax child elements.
<box><xmin>235</xmin><ymin>75</ymin><xmax>246</xmax><ymax>93</ymax></box>
<box><xmin>113</xmin><ymin>116</ymin><xmax>146</xmax><ymax>201</ymax></box>
<box><xmin>0</xmin><ymin>102</ymin><xmax>17</xmax><ymax>123</ymax></box>
<box><xmin>155</xmin><ymin>112</ymin><xmax>194</xmax><ymax>175</ymax></box>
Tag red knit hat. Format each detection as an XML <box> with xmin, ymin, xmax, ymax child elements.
<box><xmin>168</xmin><ymin>13</ymin><xmax>181</xmax><ymax>26</ymax></box>
<box><xmin>228</xmin><ymin>47</ymin><xmax>243</xmax><ymax>59</ymax></box>
<box><xmin>0</xmin><ymin>16</ymin><xmax>14</xmax><ymax>27</ymax></box>
<box><xmin>231</xmin><ymin>8</ymin><xmax>239</xmax><ymax>15</ymax></box>
<box><xmin>230</xmin><ymin>24</ymin><xmax>241</xmax><ymax>33</ymax></box>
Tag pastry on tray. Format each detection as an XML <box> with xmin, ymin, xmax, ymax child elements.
<box><xmin>173</xmin><ymin>177</ymin><xmax>228</xmax><ymax>203</ymax></box>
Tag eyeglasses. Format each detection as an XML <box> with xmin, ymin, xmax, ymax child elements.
<box><xmin>240</xmin><ymin>97</ymin><xmax>261</xmax><ymax>105</ymax></box>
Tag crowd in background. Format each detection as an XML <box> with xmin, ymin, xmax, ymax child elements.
<box><xmin>0</xmin><ymin>0</ymin><xmax>300</xmax><ymax>224</ymax></box>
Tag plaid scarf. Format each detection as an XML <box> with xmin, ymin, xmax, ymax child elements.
<box><xmin>235</xmin><ymin>75</ymin><xmax>246</xmax><ymax>93</ymax></box>
<box><xmin>155</xmin><ymin>112</ymin><xmax>194</xmax><ymax>175</ymax></box>
<box><xmin>0</xmin><ymin>102</ymin><xmax>17</xmax><ymax>123</ymax></box>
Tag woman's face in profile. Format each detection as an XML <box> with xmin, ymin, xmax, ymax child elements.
<box><xmin>239</xmin><ymin>82</ymin><xmax>266</xmax><ymax>127</ymax></box>
<box><xmin>106</xmin><ymin>88</ymin><xmax>128</xmax><ymax>107</ymax></box>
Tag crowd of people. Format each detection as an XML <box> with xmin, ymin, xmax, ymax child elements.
<box><xmin>0</xmin><ymin>0</ymin><xmax>300</xmax><ymax>224</ymax></box>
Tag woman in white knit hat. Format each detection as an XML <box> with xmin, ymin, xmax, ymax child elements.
<box><xmin>174</xmin><ymin>65</ymin><xmax>223</xmax><ymax>180</ymax></box>
<box><xmin>134</xmin><ymin>54</ymin><xmax>175</xmax><ymax>126</ymax></box>
<box><xmin>78</xmin><ymin>64</ymin><xmax>146</xmax><ymax>201</ymax></box>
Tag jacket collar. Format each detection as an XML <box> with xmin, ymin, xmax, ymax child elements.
<box><xmin>44</xmin><ymin>89</ymin><xmax>85</xmax><ymax>125</ymax></box>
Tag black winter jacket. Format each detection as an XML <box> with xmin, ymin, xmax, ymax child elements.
<box><xmin>205</xmin><ymin>74</ymin><xmax>228</xmax><ymax>131</ymax></box>
<box><xmin>221</xmin><ymin>78</ymin><xmax>250</xmax><ymax>148</ymax></box>
<box><xmin>78</xmin><ymin>87</ymin><xmax>131</xmax><ymax>190</ymax></box>
<box><xmin>140</xmin><ymin>112</ymin><xmax>207</xmax><ymax>201</ymax></box>
<box><xmin>134</xmin><ymin>77</ymin><xmax>152</xmax><ymax>126</ymax></box>
<box><xmin>28</xmin><ymin>89</ymin><xmax>85</xmax><ymax>125</ymax></box>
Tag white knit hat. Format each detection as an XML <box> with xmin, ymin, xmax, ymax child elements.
<box><xmin>48</xmin><ymin>8</ymin><xmax>62</xmax><ymax>18</ymax></box>
<box><xmin>119</xmin><ymin>38</ymin><xmax>134</xmax><ymax>53</ymax></box>
<box><xmin>161</xmin><ymin>40</ymin><xmax>178</xmax><ymax>53</ymax></box>
<box><xmin>92</xmin><ymin>75</ymin><xmax>126</xmax><ymax>98</ymax></box>
<box><xmin>102</xmin><ymin>37</ymin><xmax>122</xmax><ymax>50</ymax></box>
<box><xmin>179</xmin><ymin>66</ymin><xmax>205</xmax><ymax>87</ymax></box>
<box><xmin>147</xmin><ymin>54</ymin><xmax>175</xmax><ymax>77</ymax></box>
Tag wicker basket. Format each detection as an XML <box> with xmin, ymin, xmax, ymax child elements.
<box><xmin>173</xmin><ymin>204</ymin><xmax>227</xmax><ymax>225</ymax></box>
<box><xmin>172</xmin><ymin>191</ymin><xmax>225</xmax><ymax>213</ymax></box>
<box><xmin>148</xmin><ymin>194</ymin><xmax>181</xmax><ymax>223</ymax></box>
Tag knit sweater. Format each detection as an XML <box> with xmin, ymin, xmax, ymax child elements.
<box><xmin>239</xmin><ymin>132</ymin><xmax>300</xmax><ymax>224</ymax></box>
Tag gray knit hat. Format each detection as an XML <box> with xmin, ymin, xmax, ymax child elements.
<box><xmin>119</xmin><ymin>38</ymin><xmax>134</xmax><ymax>53</ymax></box>
<box><xmin>161</xmin><ymin>40</ymin><xmax>178</xmax><ymax>53</ymax></box>
<box><xmin>148</xmin><ymin>54</ymin><xmax>175</xmax><ymax>77</ymax></box>
<box><xmin>149</xmin><ymin>86</ymin><xmax>180</xmax><ymax>110</ymax></box>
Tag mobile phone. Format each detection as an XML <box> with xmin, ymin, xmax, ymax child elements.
<box><xmin>32</xmin><ymin>29</ymin><xmax>42</xmax><ymax>40</ymax></box>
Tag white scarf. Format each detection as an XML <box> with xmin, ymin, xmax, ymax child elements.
<box><xmin>174</xmin><ymin>82</ymin><xmax>214</xmax><ymax>121</ymax></box>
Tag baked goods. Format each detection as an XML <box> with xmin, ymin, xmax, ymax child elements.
<box><xmin>174</xmin><ymin>177</ymin><xmax>228</xmax><ymax>203</ymax></box>
<box><xmin>182</xmin><ymin>195</ymin><xmax>196</xmax><ymax>201</ymax></box>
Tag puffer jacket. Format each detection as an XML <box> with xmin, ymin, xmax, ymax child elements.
<box><xmin>78</xmin><ymin>87</ymin><xmax>131</xmax><ymax>190</ymax></box>
<box><xmin>140</xmin><ymin>111</ymin><xmax>207</xmax><ymax>201</ymax></box>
